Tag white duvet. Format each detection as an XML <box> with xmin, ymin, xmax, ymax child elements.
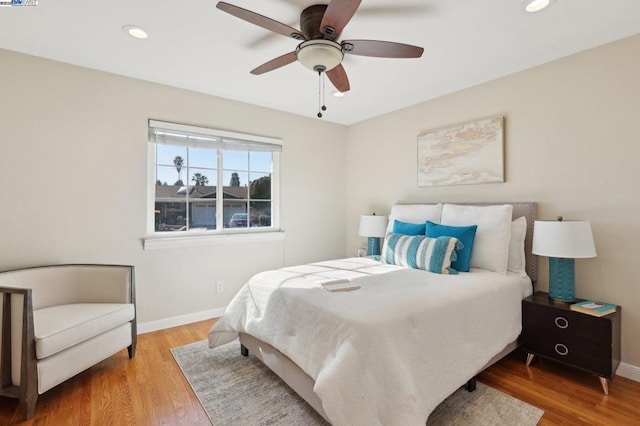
<box><xmin>209</xmin><ymin>257</ymin><xmax>529</xmax><ymax>426</ymax></box>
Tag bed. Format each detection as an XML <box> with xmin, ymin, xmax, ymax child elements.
<box><xmin>209</xmin><ymin>202</ymin><xmax>537</xmax><ymax>425</ymax></box>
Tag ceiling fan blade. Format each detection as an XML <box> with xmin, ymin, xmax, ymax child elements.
<box><xmin>217</xmin><ymin>2</ymin><xmax>306</xmax><ymax>41</ymax></box>
<box><xmin>326</xmin><ymin>65</ymin><xmax>350</xmax><ymax>93</ymax></box>
<box><xmin>320</xmin><ymin>0</ymin><xmax>362</xmax><ymax>39</ymax></box>
<box><xmin>342</xmin><ymin>39</ymin><xmax>424</xmax><ymax>58</ymax></box>
<box><xmin>250</xmin><ymin>52</ymin><xmax>297</xmax><ymax>75</ymax></box>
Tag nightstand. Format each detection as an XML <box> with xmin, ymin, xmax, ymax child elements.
<box><xmin>521</xmin><ymin>291</ymin><xmax>621</xmax><ymax>394</ymax></box>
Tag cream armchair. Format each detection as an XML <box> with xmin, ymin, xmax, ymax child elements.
<box><xmin>0</xmin><ymin>264</ymin><xmax>136</xmax><ymax>419</ymax></box>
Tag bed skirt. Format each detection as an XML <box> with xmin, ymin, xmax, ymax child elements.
<box><xmin>238</xmin><ymin>332</ymin><xmax>519</xmax><ymax>423</ymax></box>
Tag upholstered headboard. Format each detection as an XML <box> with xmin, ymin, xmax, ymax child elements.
<box><xmin>391</xmin><ymin>202</ymin><xmax>537</xmax><ymax>282</ymax></box>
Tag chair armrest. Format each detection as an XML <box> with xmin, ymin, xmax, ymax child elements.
<box><xmin>0</xmin><ymin>286</ymin><xmax>30</xmax><ymax>392</ymax></box>
<box><xmin>0</xmin><ymin>286</ymin><xmax>38</xmax><ymax>418</ymax></box>
<box><xmin>0</xmin><ymin>286</ymin><xmax>31</xmax><ymax>295</ymax></box>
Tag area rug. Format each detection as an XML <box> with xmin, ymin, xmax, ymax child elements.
<box><xmin>171</xmin><ymin>340</ymin><xmax>543</xmax><ymax>426</ymax></box>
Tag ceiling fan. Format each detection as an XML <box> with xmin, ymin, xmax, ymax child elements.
<box><xmin>216</xmin><ymin>0</ymin><xmax>424</xmax><ymax>97</ymax></box>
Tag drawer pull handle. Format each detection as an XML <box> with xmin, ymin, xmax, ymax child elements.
<box><xmin>555</xmin><ymin>343</ymin><xmax>569</xmax><ymax>356</ymax></box>
<box><xmin>555</xmin><ymin>316</ymin><xmax>569</xmax><ymax>329</ymax></box>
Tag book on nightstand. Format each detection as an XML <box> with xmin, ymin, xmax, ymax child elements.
<box><xmin>570</xmin><ymin>300</ymin><xmax>617</xmax><ymax>317</ymax></box>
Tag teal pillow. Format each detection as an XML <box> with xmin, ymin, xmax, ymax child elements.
<box><xmin>393</xmin><ymin>220</ymin><xmax>426</xmax><ymax>235</ymax></box>
<box><xmin>426</xmin><ymin>221</ymin><xmax>477</xmax><ymax>272</ymax></box>
<box><xmin>381</xmin><ymin>233</ymin><xmax>459</xmax><ymax>274</ymax></box>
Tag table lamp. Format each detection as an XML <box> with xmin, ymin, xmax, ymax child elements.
<box><xmin>532</xmin><ymin>217</ymin><xmax>597</xmax><ymax>302</ymax></box>
<box><xmin>359</xmin><ymin>214</ymin><xmax>388</xmax><ymax>256</ymax></box>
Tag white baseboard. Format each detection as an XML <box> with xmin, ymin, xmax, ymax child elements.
<box><xmin>616</xmin><ymin>362</ymin><xmax>640</xmax><ymax>383</ymax></box>
<box><xmin>137</xmin><ymin>307</ymin><xmax>226</xmax><ymax>334</ymax></box>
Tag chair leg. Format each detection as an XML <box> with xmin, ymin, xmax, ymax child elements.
<box><xmin>21</xmin><ymin>391</ymin><xmax>37</xmax><ymax>420</ymax></box>
<box><xmin>128</xmin><ymin>321</ymin><xmax>137</xmax><ymax>358</ymax></box>
<box><xmin>127</xmin><ymin>333</ymin><xmax>137</xmax><ymax>358</ymax></box>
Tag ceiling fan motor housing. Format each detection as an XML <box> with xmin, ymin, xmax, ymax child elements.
<box><xmin>300</xmin><ymin>4</ymin><xmax>329</xmax><ymax>40</ymax></box>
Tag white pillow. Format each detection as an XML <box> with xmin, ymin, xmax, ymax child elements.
<box><xmin>441</xmin><ymin>204</ymin><xmax>513</xmax><ymax>274</ymax></box>
<box><xmin>508</xmin><ymin>216</ymin><xmax>527</xmax><ymax>276</ymax></box>
<box><xmin>385</xmin><ymin>203</ymin><xmax>443</xmax><ymax>235</ymax></box>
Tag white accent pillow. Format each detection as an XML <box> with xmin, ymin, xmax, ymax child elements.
<box><xmin>385</xmin><ymin>204</ymin><xmax>443</xmax><ymax>235</ymax></box>
<box><xmin>441</xmin><ymin>204</ymin><xmax>513</xmax><ymax>274</ymax></box>
<box><xmin>508</xmin><ymin>216</ymin><xmax>527</xmax><ymax>276</ymax></box>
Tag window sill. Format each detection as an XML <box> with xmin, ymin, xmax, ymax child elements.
<box><xmin>143</xmin><ymin>230</ymin><xmax>285</xmax><ymax>250</ymax></box>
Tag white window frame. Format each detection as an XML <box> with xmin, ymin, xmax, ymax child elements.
<box><xmin>144</xmin><ymin>120</ymin><xmax>283</xmax><ymax>249</ymax></box>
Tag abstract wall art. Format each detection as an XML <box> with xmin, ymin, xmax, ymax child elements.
<box><xmin>417</xmin><ymin>116</ymin><xmax>504</xmax><ymax>187</ymax></box>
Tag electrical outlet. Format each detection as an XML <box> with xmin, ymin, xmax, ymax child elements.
<box><xmin>216</xmin><ymin>281</ymin><xmax>224</xmax><ymax>293</ymax></box>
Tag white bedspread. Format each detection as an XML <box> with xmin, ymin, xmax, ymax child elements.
<box><xmin>209</xmin><ymin>257</ymin><xmax>529</xmax><ymax>426</ymax></box>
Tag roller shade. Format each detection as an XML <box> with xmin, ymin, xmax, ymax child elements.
<box><xmin>149</xmin><ymin>120</ymin><xmax>282</xmax><ymax>152</ymax></box>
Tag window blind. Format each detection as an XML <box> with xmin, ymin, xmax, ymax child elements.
<box><xmin>148</xmin><ymin>120</ymin><xmax>282</xmax><ymax>152</ymax></box>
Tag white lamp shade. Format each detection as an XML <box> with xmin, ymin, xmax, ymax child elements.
<box><xmin>359</xmin><ymin>215</ymin><xmax>388</xmax><ymax>238</ymax></box>
<box><xmin>532</xmin><ymin>220</ymin><xmax>597</xmax><ymax>258</ymax></box>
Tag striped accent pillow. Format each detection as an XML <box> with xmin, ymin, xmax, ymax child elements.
<box><xmin>382</xmin><ymin>233</ymin><xmax>459</xmax><ymax>275</ymax></box>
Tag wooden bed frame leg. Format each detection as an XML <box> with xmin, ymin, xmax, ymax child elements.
<box><xmin>240</xmin><ymin>344</ymin><xmax>249</xmax><ymax>357</ymax></box>
<box><xmin>465</xmin><ymin>377</ymin><xmax>477</xmax><ymax>392</ymax></box>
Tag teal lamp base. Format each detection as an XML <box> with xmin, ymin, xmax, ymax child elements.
<box><xmin>549</xmin><ymin>257</ymin><xmax>576</xmax><ymax>302</ymax></box>
<box><xmin>367</xmin><ymin>237</ymin><xmax>381</xmax><ymax>256</ymax></box>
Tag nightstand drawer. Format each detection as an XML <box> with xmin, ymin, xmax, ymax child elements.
<box><xmin>521</xmin><ymin>325</ymin><xmax>611</xmax><ymax>363</ymax></box>
<box><xmin>522</xmin><ymin>300</ymin><xmax>611</xmax><ymax>342</ymax></box>
<box><xmin>522</xmin><ymin>336</ymin><xmax>613</xmax><ymax>377</ymax></box>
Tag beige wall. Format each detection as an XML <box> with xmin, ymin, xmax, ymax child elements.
<box><xmin>346</xmin><ymin>34</ymin><xmax>640</xmax><ymax>367</ymax></box>
<box><xmin>0</xmin><ymin>49</ymin><xmax>348</xmax><ymax>324</ymax></box>
<box><xmin>2</xmin><ymin>33</ymin><xmax>639</xmax><ymax>367</ymax></box>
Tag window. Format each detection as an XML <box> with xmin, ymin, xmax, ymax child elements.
<box><xmin>148</xmin><ymin>120</ymin><xmax>281</xmax><ymax>238</ymax></box>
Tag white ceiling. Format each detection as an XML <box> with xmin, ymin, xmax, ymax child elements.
<box><xmin>1</xmin><ymin>0</ymin><xmax>639</xmax><ymax>125</ymax></box>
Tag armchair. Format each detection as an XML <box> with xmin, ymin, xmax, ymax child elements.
<box><xmin>0</xmin><ymin>264</ymin><xmax>136</xmax><ymax>419</ymax></box>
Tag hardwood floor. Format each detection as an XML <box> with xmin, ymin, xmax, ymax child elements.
<box><xmin>480</xmin><ymin>351</ymin><xmax>640</xmax><ymax>425</ymax></box>
<box><xmin>1</xmin><ymin>319</ymin><xmax>639</xmax><ymax>425</ymax></box>
<box><xmin>0</xmin><ymin>319</ymin><xmax>216</xmax><ymax>425</ymax></box>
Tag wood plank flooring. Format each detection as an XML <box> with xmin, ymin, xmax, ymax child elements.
<box><xmin>1</xmin><ymin>319</ymin><xmax>639</xmax><ymax>425</ymax></box>
<box><xmin>479</xmin><ymin>351</ymin><xmax>640</xmax><ymax>425</ymax></box>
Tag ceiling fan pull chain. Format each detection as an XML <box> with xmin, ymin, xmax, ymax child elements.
<box><xmin>317</xmin><ymin>70</ymin><xmax>323</xmax><ymax>118</ymax></box>
<box><xmin>322</xmin><ymin>72</ymin><xmax>327</xmax><ymax>113</ymax></box>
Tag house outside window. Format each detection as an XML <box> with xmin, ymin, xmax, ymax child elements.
<box><xmin>148</xmin><ymin>120</ymin><xmax>281</xmax><ymax>238</ymax></box>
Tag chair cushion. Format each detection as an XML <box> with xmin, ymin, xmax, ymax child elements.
<box><xmin>33</xmin><ymin>303</ymin><xmax>135</xmax><ymax>359</ymax></box>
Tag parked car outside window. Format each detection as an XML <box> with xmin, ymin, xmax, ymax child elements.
<box><xmin>229</xmin><ymin>213</ymin><xmax>248</xmax><ymax>227</ymax></box>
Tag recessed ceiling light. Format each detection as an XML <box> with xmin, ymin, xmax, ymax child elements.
<box><xmin>525</xmin><ymin>0</ymin><xmax>551</xmax><ymax>13</ymax></box>
<box><xmin>122</xmin><ymin>25</ymin><xmax>148</xmax><ymax>40</ymax></box>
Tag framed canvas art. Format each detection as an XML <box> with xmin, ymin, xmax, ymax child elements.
<box><xmin>417</xmin><ymin>116</ymin><xmax>504</xmax><ymax>187</ymax></box>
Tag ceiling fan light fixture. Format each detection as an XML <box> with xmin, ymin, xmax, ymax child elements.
<box><xmin>296</xmin><ymin>39</ymin><xmax>343</xmax><ymax>72</ymax></box>
<box><xmin>525</xmin><ymin>0</ymin><xmax>551</xmax><ymax>13</ymax></box>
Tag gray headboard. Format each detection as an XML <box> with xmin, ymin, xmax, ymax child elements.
<box><xmin>394</xmin><ymin>202</ymin><xmax>537</xmax><ymax>282</ymax></box>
